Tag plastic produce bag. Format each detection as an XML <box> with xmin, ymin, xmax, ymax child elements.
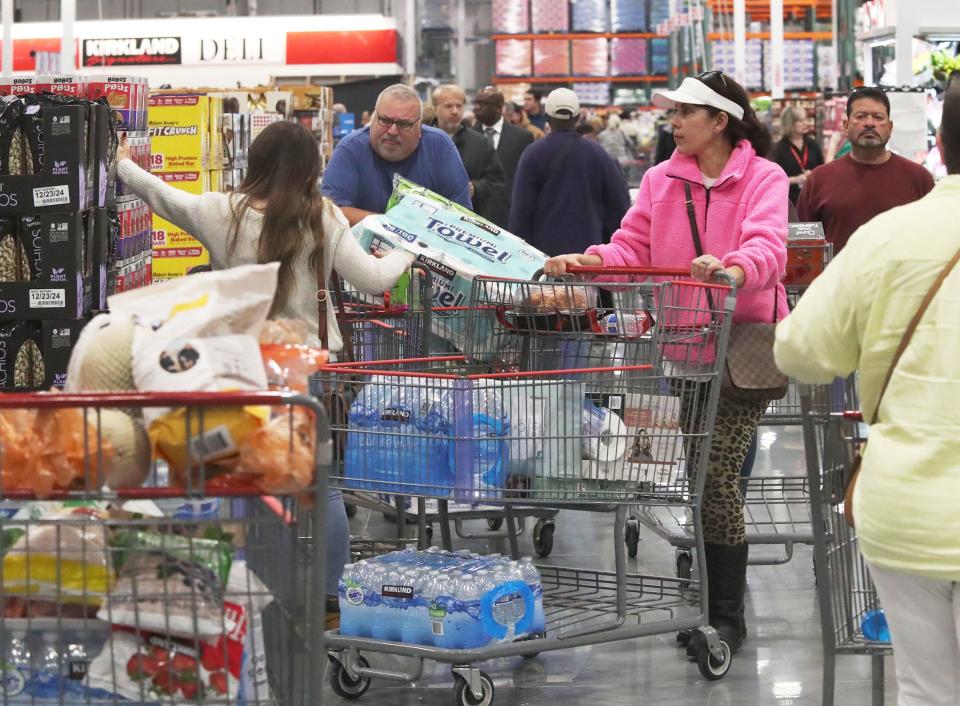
<box><xmin>260</xmin><ymin>344</ymin><xmax>328</xmax><ymax>394</ymax></box>
<box><xmin>0</xmin><ymin>407</ymin><xmax>116</xmax><ymax>497</ymax></box>
<box><xmin>236</xmin><ymin>408</ymin><xmax>316</xmax><ymax>495</ymax></box>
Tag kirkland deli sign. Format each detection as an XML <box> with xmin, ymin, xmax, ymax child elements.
<box><xmin>82</xmin><ymin>37</ymin><xmax>182</xmax><ymax>67</ymax></box>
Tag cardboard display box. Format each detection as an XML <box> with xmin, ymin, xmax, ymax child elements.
<box><xmin>18</xmin><ymin>210</ymin><xmax>101</xmax><ymax>284</ymax></box>
<box><xmin>0</xmin><ymin>318</ymin><xmax>88</xmax><ymax>390</ymax></box>
<box><xmin>785</xmin><ymin>222</ymin><xmax>829</xmax><ymax>286</ymax></box>
<box><xmin>148</xmin><ymin>95</ymin><xmax>213</xmax><ymax>173</ymax></box>
<box><xmin>0</xmin><ymin>103</ymin><xmax>100</xmax><ymax>214</ymax></box>
<box><xmin>0</xmin><ymin>274</ymin><xmax>98</xmax><ymax>322</ymax></box>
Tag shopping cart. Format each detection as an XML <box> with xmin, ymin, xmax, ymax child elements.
<box><xmin>331</xmin><ymin>266</ymin><xmax>560</xmax><ymax>557</ymax></box>
<box><xmin>629</xmin><ymin>239</ymin><xmax>837</xmax><ymax>573</ymax></box>
<box><xmin>0</xmin><ymin>390</ymin><xmax>330</xmax><ymax>706</ymax></box>
<box><xmin>317</xmin><ymin>266</ymin><xmax>742</xmax><ymax>704</ymax></box>
<box><xmin>800</xmin><ymin>385</ymin><xmax>890</xmax><ymax>706</ymax></box>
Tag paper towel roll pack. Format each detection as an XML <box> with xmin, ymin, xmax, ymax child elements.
<box><xmin>582</xmin><ymin>399</ymin><xmax>628</xmax><ymax>462</ymax></box>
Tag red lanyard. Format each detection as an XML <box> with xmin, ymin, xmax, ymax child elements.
<box><xmin>789</xmin><ymin>141</ymin><xmax>809</xmax><ymax>170</ymax></box>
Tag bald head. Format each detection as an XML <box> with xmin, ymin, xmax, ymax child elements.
<box><xmin>473</xmin><ymin>86</ymin><xmax>505</xmax><ymax>127</ymax></box>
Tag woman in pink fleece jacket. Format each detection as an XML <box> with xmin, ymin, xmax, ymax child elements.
<box><xmin>546</xmin><ymin>71</ymin><xmax>788</xmax><ymax>658</ymax></box>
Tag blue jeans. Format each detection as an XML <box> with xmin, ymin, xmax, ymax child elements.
<box><xmin>326</xmin><ymin>487</ymin><xmax>350</xmax><ymax>595</ymax></box>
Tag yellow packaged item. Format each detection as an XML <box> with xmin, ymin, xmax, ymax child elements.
<box><xmin>1</xmin><ymin>506</ymin><xmax>115</xmax><ymax>606</ymax></box>
<box><xmin>148</xmin><ymin>94</ymin><xmax>212</xmax><ymax>173</ymax></box>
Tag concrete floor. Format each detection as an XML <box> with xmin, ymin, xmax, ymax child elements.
<box><xmin>325</xmin><ymin>426</ymin><xmax>897</xmax><ymax>705</ymax></box>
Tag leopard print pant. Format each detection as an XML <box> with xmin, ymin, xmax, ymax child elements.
<box><xmin>673</xmin><ymin>380</ymin><xmax>767</xmax><ymax>546</ymax></box>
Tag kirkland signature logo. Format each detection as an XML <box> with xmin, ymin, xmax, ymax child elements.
<box><xmin>83</xmin><ymin>37</ymin><xmax>182</xmax><ymax>67</ymax></box>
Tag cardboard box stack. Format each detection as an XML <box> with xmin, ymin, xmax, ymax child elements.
<box><xmin>91</xmin><ymin>75</ymin><xmax>154</xmax><ymax>295</ymax></box>
<box><xmin>0</xmin><ymin>75</ymin><xmax>148</xmax><ymax>389</ymax></box>
<box><xmin>147</xmin><ymin>94</ymin><xmax>223</xmax><ymax>281</ymax></box>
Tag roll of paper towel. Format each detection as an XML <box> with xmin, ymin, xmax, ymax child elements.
<box><xmin>582</xmin><ymin>399</ymin><xmax>628</xmax><ymax>461</ymax></box>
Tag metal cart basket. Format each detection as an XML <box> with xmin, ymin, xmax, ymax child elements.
<box><xmin>316</xmin><ymin>266</ymin><xmax>742</xmax><ymax>705</ymax></box>
<box><xmin>800</xmin><ymin>383</ymin><xmax>890</xmax><ymax>706</ymax></box>
<box><xmin>0</xmin><ymin>390</ymin><xmax>329</xmax><ymax>706</ymax></box>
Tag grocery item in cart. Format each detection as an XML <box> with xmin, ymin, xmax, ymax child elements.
<box><xmin>339</xmin><ymin>549</ymin><xmax>541</xmax><ymax>648</ymax></box>
<box><xmin>508</xmin><ymin>282</ymin><xmax>598</xmax><ymax>331</ymax></box>
<box><xmin>499</xmin><ymin>379</ymin><xmax>582</xmax><ymax>481</ymax></box>
<box><xmin>0</xmin><ymin>405</ymin><xmax>128</xmax><ymax>496</ymax></box>
<box><xmin>580</xmin><ymin>391</ymin><xmax>686</xmax><ymax>488</ymax></box>
<box><xmin>259</xmin><ymin>343</ymin><xmax>328</xmax><ymax>394</ymax></box>
<box><xmin>86</xmin><ymin>558</ymin><xmax>274</xmax><ymax>703</ymax></box>
<box><xmin>344</xmin><ymin>376</ymin><xmax>508</xmax><ymax>500</ymax></box>
<box><xmin>104</xmin><ymin>530</ymin><xmax>233</xmax><ymax>637</ymax></box>
<box><xmin>581</xmin><ymin>398</ymin><xmax>628</xmax><ymax>462</ymax></box>
<box><xmin>0</xmin><ymin>620</ymin><xmax>117</xmax><ymax>703</ymax></box>
<box><xmin>107</xmin><ymin>264</ymin><xmax>277</xmax><ymax>476</ymax></box>
<box><xmin>355</xmin><ymin>177</ymin><xmax>547</xmax><ymax>350</ymax></box>
<box><xmin>235</xmin><ymin>408</ymin><xmax>316</xmax><ymax>495</ymax></box>
<box><xmin>1</xmin><ymin>504</ymin><xmax>115</xmax><ymax>606</ymax></box>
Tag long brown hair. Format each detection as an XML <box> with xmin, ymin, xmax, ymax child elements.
<box><xmin>228</xmin><ymin>121</ymin><xmax>325</xmax><ymax>317</ymax></box>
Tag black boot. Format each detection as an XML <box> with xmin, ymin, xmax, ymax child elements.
<box><xmin>687</xmin><ymin>542</ymin><xmax>749</xmax><ymax>655</ymax></box>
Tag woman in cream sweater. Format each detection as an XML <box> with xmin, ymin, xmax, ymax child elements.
<box><xmin>118</xmin><ymin>120</ymin><xmax>414</xmax><ymax>622</ymax></box>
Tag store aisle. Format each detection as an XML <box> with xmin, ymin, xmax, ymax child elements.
<box><xmin>326</xmin><ymin>428</ymin><xmax>898</xmax><ymax>705</ymax></box>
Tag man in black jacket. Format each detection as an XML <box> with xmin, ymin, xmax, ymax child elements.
<box><xmin>432</xmin><ymin>84</ymin><xmax>507</xmax><ymax>227</ymax></box>
<box><xmin>472</xmin><ymin>86</ymin><xmax>534</xmax><ymax>228</ymax></box>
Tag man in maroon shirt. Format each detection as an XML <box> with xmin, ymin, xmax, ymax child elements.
<box><xmin>798</xmin><ymin>87</ymin><xmax>934</xmax><ymax>252</ymax></box>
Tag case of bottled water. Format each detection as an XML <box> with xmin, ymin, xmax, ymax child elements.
<box><xmin>344</xmin><ymin>377</ymin><xmax>509</xmax><ymax>498</ymax></box>
<box><xmin>338</xmin><ymin>548</ymin><xmax>544</xmax><ymax>649</ymax></box>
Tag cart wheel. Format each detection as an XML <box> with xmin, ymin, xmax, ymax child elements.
<box><xmin>487</xmin><ymin>517</ymin><xmax>504</xmax><ymax>531</ymax></box>
<box><xmin>676</xmin><ymin>551</ymin><xmax>693</xmax><ymax>588</ymax></box>
<box><xmin>453</xmin><ymin>671</ymin><xmax>495</xmax><ymax>706</ymax></box>
<box><xmin>676</xmin><ymin>629</ymin><xmax>692</xmax><ymax>647</ymax></box>
<box><xmin>532</xmin><ymin>521</ymin><xmax>554</xmax><ymax>557</ymax></box>
<box><xmin>329</xmin><ymin>655</ymin><xmax>371</xmax><ymax>699</ymax></box>
<box><xmin>625</xmin><ymin>520</ymin><xmax>640</xmax><ymax>559</ymax></box>
<box><xmin>696</xmin><ymin>638</ymin><xmax>732</xmax><ymax>680</ymax></box>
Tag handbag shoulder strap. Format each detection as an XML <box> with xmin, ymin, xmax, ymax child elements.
<box><xmin>316</xmin><ymin>240</ymin><xmax>329</xmax><ymax>350</ymax></box>
<box><xmin>870</xmin><ymin>245</ymin><xmax>960</xmax><ymax>423</ymax></box>
<box><xmin>683</xmin><ymin>182</ymin><xmax>704</xmax><ymax>257</ymax></box>
<box><xmin>684</xmin><ymin>181</ymin><xmax>779</xmax><ymax>323</ymax></box>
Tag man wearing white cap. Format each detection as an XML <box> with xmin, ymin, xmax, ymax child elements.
<box><xmin>545</xmin><ymin>71</ymin><xmax>789</xmax><ymax>661</ymax></box>
<box><xmin>509</xmin><ymin>87</ymin><xmax>630</xmax><ymax>256</ymax></box>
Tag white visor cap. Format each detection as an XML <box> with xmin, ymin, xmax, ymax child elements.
<box><xmin>652</xmin><ymin>76</ymin><xmax>745</xmax><ymax>121</ymax></box>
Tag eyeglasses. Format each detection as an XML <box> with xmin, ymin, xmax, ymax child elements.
<box><xmin>376</xmin><ymin>115</ymin><xmax>420</xmax><ymax>132</ymax></box>
<box><xmin>696</xmin><ymin>70</ymin><xmax>729</xmax><ymax>89</ymax></box>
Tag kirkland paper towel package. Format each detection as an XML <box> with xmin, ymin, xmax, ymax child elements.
<box><xmin>581</xmin><ymin>392</ymin><xmax>686</xmax><ymax>488</ymax></box>
<box><xmin>499</xmin><ymin>379</ymin><xmax>582</xmax><ymax>481</ymax></box>
<box><xmin>355</xmin><ymin>178</ymin><xmax>548</xmax><ymax>350</ymax></box>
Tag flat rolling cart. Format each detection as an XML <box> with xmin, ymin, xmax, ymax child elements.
<box><xmin>317</xmin><ymin>266</ymin><xmax>742</xmax><ymax>705</ymax></box>
<box><xmin>0</xmin><ymin>390</ymin><xmax>330</xmax><ymax>706</ymax></box>
<box><xmin>331</xmin><ymin>267</ymin><xmax>559</xmax><ymax>558</ymax></box>
<box><xmin>626</xmin><ymin>238</ymin><xmax>836</xmax><ymax>574</ymax></box>
<box><xmin>800</xmin><ymin>383</ymin><xmax>889</xmax><ymax>706</ymax></box>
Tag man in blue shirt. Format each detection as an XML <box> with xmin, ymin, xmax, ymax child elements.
<box><xmin>510</xmin><ymin>88</ymin><xmax>631</xmax><ymax>256</ymax></box>
<box><xmin>321</xmin><ymin>84</ymin><xmax>472</xmax><ymax>225</ymax></box>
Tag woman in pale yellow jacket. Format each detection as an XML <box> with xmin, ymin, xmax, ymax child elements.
<box><xmin>774</xmin><ymin>85</ymin><xmax>960</xmax><ymax>706</ymax></box>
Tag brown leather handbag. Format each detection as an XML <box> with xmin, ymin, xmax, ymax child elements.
<box><xmin>683</xmin><ymin>183</ymin><xmax>788</xmax><ymax>401</ymax></box>
<box><xmin>843</xmin><ymin>245</ymin><xmax>960</xmax><ymax>527</ymax></box>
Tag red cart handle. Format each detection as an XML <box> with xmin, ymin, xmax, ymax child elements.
<box><xmin>0</xmin><ymin>390</ymin><xmax>305</xmax><ymax>410</ymax></box>
<box><xmin>562</xmin><ymin>265</ymin><xmax>737</xmax><ymax>288</ymax></box>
